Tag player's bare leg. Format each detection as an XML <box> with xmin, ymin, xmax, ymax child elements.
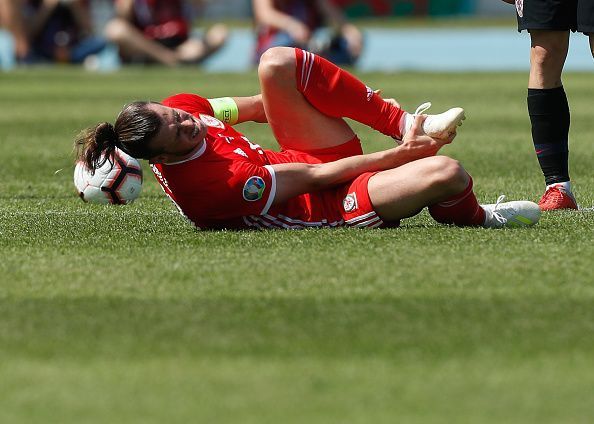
<box><xmin>259</xmin><ymin>47</ymin><xmax>464</xmax><ymax>151</ymax></box>
<box><xmin>368</xmin><ymin>157</ymin><xmax>540</xmax><ymax>228</ymax></box>
<box><xmin>529</xmin><ymin>30</ymin><xmax>568</xmax><ymax>89</ymax></box>
<box><xmin>367</xmin><ymin>118</ymin><xmax>540</xmax><ymax>228</ymax></box>
<box><xmin>258</xmin><ymin>47</ymin><xmax>357</xmax><ymax>151</ymax></box>
<box><xmin>368</xmin><ymin>156</ymin><xmax>469</xmax><ymax>220</ymax></box>
<box><xmin>367</xmin><ymin>116</ymin><xmax>482</xmax><ymax>225</ymax></box>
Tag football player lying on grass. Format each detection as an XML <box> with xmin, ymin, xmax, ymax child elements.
<box><xmin>75</xmin><ymin>47</ymin><xmax>540</xmax><ymax>230</ymax></box>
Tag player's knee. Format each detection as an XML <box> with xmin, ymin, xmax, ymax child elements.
<box><xmin>258</xmin><ymin>47</ymin><xmax>294</xmax><ymax>82</ymax></box>
<box><xmin>530</xmin><ymin>40</ymin><xmax>567</xmax><ymax>70</ymax></box>
<box><xmin>429</xmin><ymin>157</ymin><xmax>468</xmax><ymax>193</ymax></box>
<box><xmin>531</xmin><ymin>46</ymin><xmax>554</xmax><ymax>69</ymax></box>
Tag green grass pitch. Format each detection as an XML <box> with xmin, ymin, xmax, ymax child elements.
<box><xmin>1</xmin><ymin>67</ymin><xmax>593</xmax><ymax>423</ymax></box>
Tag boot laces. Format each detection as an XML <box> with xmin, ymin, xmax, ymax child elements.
<box><xmin>414</xmin><ymin>102</ymin><xmax>432</xmax><ymax>116</ymax></box>
<box><xmin>540</xmin><ymin>186</ymin><xmax>563</xmax><ymax>203</ymax></box>
<box><xmin>490</xmin><ymin>195</ymin><xmax>508</xmax><ymax>225</ymax></box>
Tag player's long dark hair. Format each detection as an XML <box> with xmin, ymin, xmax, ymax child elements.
<box><xmin>75</xmin><ymin>101</ymin><xmax>162</xmax><ymax>172</ymax></box>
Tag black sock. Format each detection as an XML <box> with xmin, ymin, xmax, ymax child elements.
<box><xmin>527</xmin><ymin>87</ymin><xmax>570</xmax><ymax>186</ymax></box>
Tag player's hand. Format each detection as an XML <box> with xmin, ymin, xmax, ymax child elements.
<box><xmin>374</xmin><ymin>90</ymin><xmax>401</xmax><ymax>109</ymax></box>
<box><xmin>383</xmin><ymin>98</ymin><xmax>401</xmax><ymax>109</ymax></box>
<box><xmin>399</xmin><ymin>115</ymin><xmax>451</xmax><ymax>160</ymax></box>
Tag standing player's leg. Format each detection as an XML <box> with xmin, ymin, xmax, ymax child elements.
<box><xmin>365</xmin><ymin>156</ymin><xmax>540</xmax><ymax>228</ymax></box>
<box><xmin>527</xmin><ymin>30</ymin><xmax>577</xmax><ymax>210</ymax></box>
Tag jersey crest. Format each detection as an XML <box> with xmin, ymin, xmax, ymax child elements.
<box><xmin>343</xmin><ymin>192</ymin><xmax>358</xmax><ymax>212</ymax></box>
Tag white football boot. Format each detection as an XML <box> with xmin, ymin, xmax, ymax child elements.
<box><xmin>398</xmin><ymin>102</ymin><xmax>466</xmax><ymax>144</ymax></box>
<box><xmin>482</xmin><ymin>195</ymin><xmax>541</xmax><ymax>228</ymax></box>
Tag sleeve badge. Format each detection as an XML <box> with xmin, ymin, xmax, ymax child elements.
<box><xmin>243</xmin><ymin>176</ymin><xmax>266</xmax><ymax>201</ymax></box>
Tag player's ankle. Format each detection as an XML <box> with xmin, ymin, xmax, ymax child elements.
<box><xmin>397</xmin><ymin>112</ymin><xmax>412</xmax><ymax>140</ymax></box>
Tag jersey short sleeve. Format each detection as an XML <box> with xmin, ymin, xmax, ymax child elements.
<box><xmin>162</xmin><ymin>93</ymin><xmax>214</xmax><ymax>116</ymax></box>
<box><xmin>153</xmin><ymin>159</ymin><xmax>277</xmax><ymax>224</ymax></box>
<box><xmin>219</xmin><ymin>161</ymin><xmax>277</xmax><ymax>218</ymax></box>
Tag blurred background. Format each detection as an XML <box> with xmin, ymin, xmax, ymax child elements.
<box><xmin>0</xmin><ymin>0</ymin><xmax>591</xmax><ymax>73</ymax></box>
<box><xmin>201</xmin><ymin>0</ymin><xmax>510</xmax><ymax>18</ymax></box>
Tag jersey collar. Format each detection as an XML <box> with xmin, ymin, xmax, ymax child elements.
<box><xmin>163</xmin><ymin>139</ymin><xmax>207</xmax><ymax>165</ymax></box>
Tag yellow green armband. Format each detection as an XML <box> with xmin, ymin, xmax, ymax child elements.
<box><xmin>207</xmin><ymin>97</ymin><xmax>239</xmax><ymax>125</ymax></box>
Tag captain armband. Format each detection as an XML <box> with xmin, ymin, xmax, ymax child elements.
<box><xmin>207</xmin><ymin>97</ymin><xmax>239</xmax><ymax>125</ymax></box>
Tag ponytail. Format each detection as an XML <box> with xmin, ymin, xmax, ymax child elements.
<box><xmin>74</xmin><ymin>122</ymin><xmax>119</xmax><ymax>172</ymax></box>
<box><xmin>74</xmin><ymin>101</ymin><xmax>162</xmax><ymax>173</ymax></box>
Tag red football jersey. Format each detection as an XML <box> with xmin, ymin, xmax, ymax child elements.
<box><xmin>151</xmin><ymin>93</ymin><xmax>382</xmax><ymax>230</ymax></box>
<box><xmin>151</xmin><ymin>93</ymin><xmax>278</xmax><ymax>229</ymax></box>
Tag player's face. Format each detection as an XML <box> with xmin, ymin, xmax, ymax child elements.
<box><xmin>147</xmin><ymin>103</ymin><xmax>207</xmax><ymax>163</ymax></box>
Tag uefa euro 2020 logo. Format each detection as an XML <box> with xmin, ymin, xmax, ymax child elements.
<box><xmin>243</xmin><ymin>176</ymin><xmax>266</xmax><ymax>201</ymax></box>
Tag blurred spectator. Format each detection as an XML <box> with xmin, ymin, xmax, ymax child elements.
<box><xmin>0</xmin><ymin>0</ymin><xmax>29</xmax><ymax>63</ymax></box>
<box><xmin>332</xmin><ymin>0</ymin><xmax>391</xmax><ymax>16</ymax></box>
<box><xmin>0</xmin><ymin>0</ymin><xmax>107</xmax><ymax>64</ymax></box>
<box><xmin>252</xmin><ymin>0</ymin><xmax>363</xmax><ymax>65</ymax></box>
<box><xmin>104</xmin><ymin>0</ymin><xmax>228</xmax><ymax>67</ymax></box>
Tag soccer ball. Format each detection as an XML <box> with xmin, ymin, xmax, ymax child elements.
<box><xmin>74</xmin><ymin>148</ymin><xmax>143</xmax><ymax>204</ymax></box>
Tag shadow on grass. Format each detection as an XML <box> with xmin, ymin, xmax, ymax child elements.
<box><xmin>1</xmin><ymin>296</ymin><xmax>593</xmax><ymax>360</ymax></box>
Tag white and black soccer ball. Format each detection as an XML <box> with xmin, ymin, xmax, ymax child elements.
<box><xmin>74</xmin><ymin>148</ymin><xmax>143</xmax><ymax>204</ymax></box>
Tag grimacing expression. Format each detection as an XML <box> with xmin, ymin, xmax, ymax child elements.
<box><xmin>147</xmin><ymin>103</ymin><xmax>207</xmax><ymax>161</ymax></box>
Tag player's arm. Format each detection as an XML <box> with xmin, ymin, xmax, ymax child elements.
<box><xmin>208</xmin><ymin>95</ymin><xmax>267</xmax><ymax>124</ymax></box>
<box><xmin>501</xmin><ymin>0</ymin><xmax>514</xmax><ymax>4</ymax></box>
<box><xmin>270</xmin><ymin>115</ymin><xmax>453</xmax><ymax>204</ymax></box>
<box><xmin>234</xmin><ymin>95</ymin><xmax>267</xmax><ymax>123</ymax></box>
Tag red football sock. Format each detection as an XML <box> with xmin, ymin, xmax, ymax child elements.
<box><xmin>294</xmin><ymin>49</ymin><xmax>406</xmax><ymax>139</ymax></box>
<box><xmin>428</xmin><ymin>175</ymin><xmax>486</xmax><ymax>226</ymax></box>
